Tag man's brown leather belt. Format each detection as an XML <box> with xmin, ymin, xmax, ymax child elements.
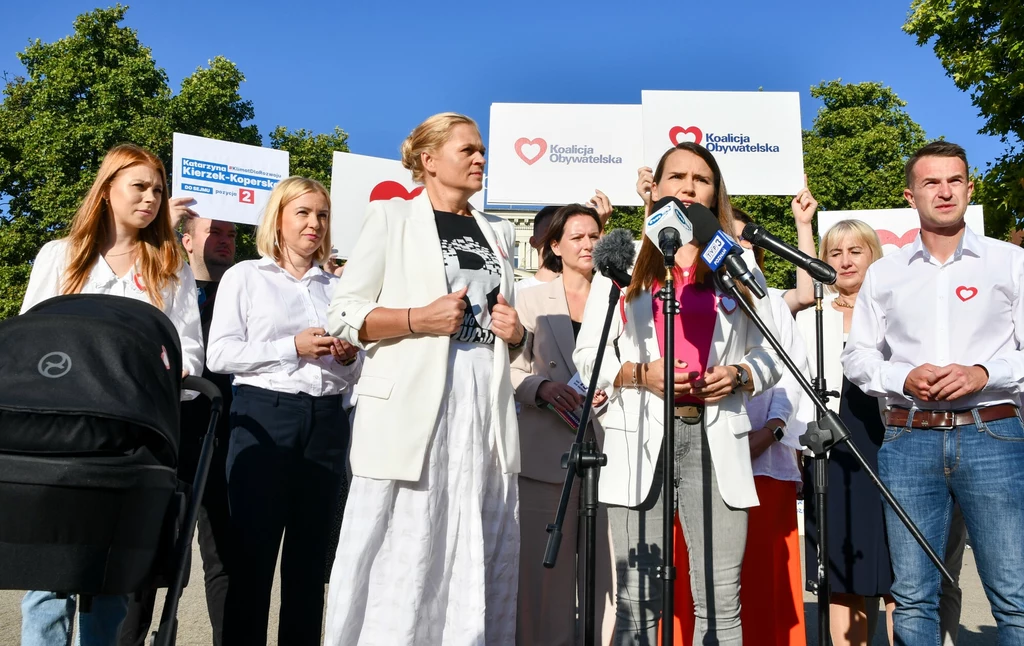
<box><xmin>884</xmin><ymin>404</ymin><xmax>1019</xmax><ymax>429</ymax></box>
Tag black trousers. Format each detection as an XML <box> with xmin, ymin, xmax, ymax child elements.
<box><xmin>222</xmin><ymin>385</ymin><xmax>348</xmax><ymax>646</ymax></box>
<box><xmin>119</xmin><ymin>388</ymin><xmax>235</xmax><ymax>646</ymax></box>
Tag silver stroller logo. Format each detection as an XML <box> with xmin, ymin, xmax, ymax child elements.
<box><xmin>38</xmin><ymin>352</ymin><xmax>72</xmax><ymax>378</ymax></box>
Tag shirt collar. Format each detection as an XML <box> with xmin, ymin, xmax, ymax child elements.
<box><xmin>906</xmin><ymin>226</ymin><xmax>980</xmax><ymax>265</ymax></box>
<box><xmin>257</xmin><ymin>255</ymin><xmax>327</xmax><ymax>282</ymax></box>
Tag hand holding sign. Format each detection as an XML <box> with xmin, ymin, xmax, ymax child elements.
<box><xmin>791</xmin><ymin>175</ymin><xmax>818</xmax><ymax>226</ymax></box>
<box><xmin>169</xmin><ymin>196</ymin><xmax>198</xmax><ymax>230</ymax></box>
<box><xmin>636</xmin><ymin>166</ymin><xmax>655</xmax><ymax>209</ymax></box>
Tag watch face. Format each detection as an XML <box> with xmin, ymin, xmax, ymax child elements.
<box><xmin>772</xmin><ymin>426</ymin><xmax>785</xmax><ymax>442</ymax></box>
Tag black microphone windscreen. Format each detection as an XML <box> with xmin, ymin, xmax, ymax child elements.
<box><xmin>741</xmin><ymin>221</ymin><xmax>764</xmax><ymax>243</ymax></box>
<box><xmin>686</xmin><ymin>203</ymin><xmax>722</xmax><ymax>244</ymax></box>
<box><xmin>593</xmin><ymin>228</ymin><xmax>636</xmax><ymax>275</ymax></box>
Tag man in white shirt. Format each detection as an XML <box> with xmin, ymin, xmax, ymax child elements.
<box><xmin>842</xmin><ymin>141</ymin><xmax>1024</xmax><ymax>645</ymax></box>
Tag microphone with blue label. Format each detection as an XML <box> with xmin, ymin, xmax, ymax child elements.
<box><xmin>643</xmin><ymin>197</ymin><xmax>694</xmax><ymax>266</ymax></box>
<box><xmin>687</xmin><ymin>203</ymin><xmax>767</xmax><ymax>299</ymax></box>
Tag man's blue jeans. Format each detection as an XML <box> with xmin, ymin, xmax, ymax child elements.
<box><xmin>878</xmin><ymin>410</ymin><xmax>1024</xmax><ymax>646</ymax></box>
<box><xmin>21</xmin><ymin>591</ymin><xmax>128</xmax><ymax>646</ymax></box>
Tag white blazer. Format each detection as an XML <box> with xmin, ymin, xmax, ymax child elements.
<box><xmin>573</xmin><ymin>272</ymin><xmax>782</xmax><ymax>509</ymax></box>
<box><xmin>327</xmin><ymin>192</ymin><xmax>520</xmax><ymax>482</ymax></box>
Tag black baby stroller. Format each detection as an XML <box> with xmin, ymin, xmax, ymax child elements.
<box><xmin>0</xmin><ymin>294</ymin><xmax>222</xmax><ymax>646</ymax></box>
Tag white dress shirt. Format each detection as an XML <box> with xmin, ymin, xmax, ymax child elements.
<box><xmin>842</xmin><ymin>227</ymin><xmax>1024</xmax><ymax>410</ymax></box>
<box><xmin>207</xmin><ymin>257</ymin><xmax>361</xmax><ymax>398</ymax></box>
<box><xmin>21</xmin><ymin>239</ymin><xmax>204</xmax><ymax>379</ymax></box>
<box><xmin>746</xmin><ymin>288</ymin><xmax>812</xmax><ymax>482</ymax></box>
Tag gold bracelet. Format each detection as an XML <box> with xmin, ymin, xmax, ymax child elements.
<box><xmin>631</xmin><ymin>362</ymin><xmax>640</xmax><ymax>390</ymax></box>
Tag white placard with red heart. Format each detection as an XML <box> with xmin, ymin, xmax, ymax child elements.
<box><xmin>640</xmin><ymin>90</ymin><xmax>804</xmax><ymax>196</ymax></box>
<box><xmin>486</xmin><ymin>103</ymin><xmax>644</xmax><ymax>207</ymax></box>
<box><xmin>818</xmin><ymin>205</ymin><xmax>985</xmax><ymax>257</ymax></box>
<box><xmin>330</xmin><ymin>151</ymin><xmax>483</xmax><ymax>259</ymax></box>
<box><xmin>171</xmin><ymin>133</ymin><xmax>290</xmax><ymax>226</ymax></box>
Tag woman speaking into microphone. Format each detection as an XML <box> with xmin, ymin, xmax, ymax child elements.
<box><xmin>324</xmin><ymin>112</ymin><xmax>524</xmax><ymax>645</ymax></box>
<box><xmin>573</xmin><ymin>142</ymin><xmax>782</xmax><ymax>645</ymax></box>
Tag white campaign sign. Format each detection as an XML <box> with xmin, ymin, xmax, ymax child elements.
<box><xmin>330</xmin><ymin>152</ymin><xmax>483</xmax><ymax>259</ymax></box>
<box><xmin>818</xmin><ymin>206</ymin><xmax>985</xmax><ymax>256</ymax></box>
<box><xmin>171</xmin><ymin>133</ymin><xmax>289</xmax><ymax>226</ymax></box>
<box><xmin>486</xmin><ymin>103</ymin><xmax>644</xmax><ymax>207</ymax></box>
<box><xmin>641</xmin><ymin>90</ymin><xmax>804</xmax><ymax>196</ymax></box>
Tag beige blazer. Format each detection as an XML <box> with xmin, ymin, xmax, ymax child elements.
<box><xmin>573</xmin><ymin>272</ymin><xmax>783</xmax><ymax>509</ymax></box>
<box><xmin>511</xmin><ymin>276</ymin><xmax>602</xmax><ymax>483</ymax></box>
<box><xmin>327</xmin><ymin>192</ymin><xmax>520</xmax><ymax>482</ymax></box>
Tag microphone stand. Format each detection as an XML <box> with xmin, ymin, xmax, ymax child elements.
<box><xmin>713</xmin><ymin>272</ymin><xmax>955</xmax><ymax>646</ymax></box>
<box><xmin>809</xmin><ymin>281</ymin><xmax>840</xmax><ymax>646</ymax></box>
<box><xmin>543</xmin><ymin>277</ymin><xmax>618</xmax><ymax>646</ymax></box>
<box><xmin>657</xmin><ymin>258</ymin><xmax>677</xmax><ymax>646</ymax></box>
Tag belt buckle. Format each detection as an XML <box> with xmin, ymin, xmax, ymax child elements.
<box><xmin>923</xmin><ymin>412</ymin><xmax>955</xmax><ymax>430</ymax></box>
<box><xmin>675</xmin><ymin>405</ymin><xmax>701</xmax><ymax>419</ymax></box>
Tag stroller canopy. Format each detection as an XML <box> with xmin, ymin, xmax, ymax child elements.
<box><xmin>0</xmin><ymin>294</ymin><xmax>183</xmax><ymax>466</ymax></box>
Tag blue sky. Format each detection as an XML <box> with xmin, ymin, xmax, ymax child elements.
<box><xmin>1</xmin><ymin>1</ymin><xmax>1006</xmax><ymax>182</ymax></box>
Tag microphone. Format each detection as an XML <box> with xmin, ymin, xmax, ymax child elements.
<box><xmin>592</xmin><ymin>228</ymin><xmax>636</xmax><ymax>288</ymax></box>
<box><xmin>643</xmin><ymin>197</ymin><xmax>694</xmax><ymax>263</ymax></box>
<box><xmin>687</xmin><ymin>203</ymin><xmax>766</xmax><ymax>299</ymax></box>
<box><xmin>742</xmin><ymin>222</ymin><xmax>836</xmax><ymax>285</ymax></box>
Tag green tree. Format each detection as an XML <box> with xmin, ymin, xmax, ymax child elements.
<box><xmin>904</xmin><ymin>0</ymin><xmax>1023</xmax><ymax>240</ymax></box>
<box><xmin>734</xmin><ymin>80</ymin><xmax>927</xmax><ymax>288</ymax></box>
<box><xmin>270</xmin><ymin>126</ymin><xmax>350</xmax><ymax>187</ymax></box>
<box><xmin>0</xmin><ymin>6</ymin><xmax>260</xmax><ymax>317</ymax></box>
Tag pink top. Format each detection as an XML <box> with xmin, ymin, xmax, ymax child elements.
<box><xmin>652</xmin><ymin>265</ymin><xmax>718</xmax><ymax>404</ymax></box>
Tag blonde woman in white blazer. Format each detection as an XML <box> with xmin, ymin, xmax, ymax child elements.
<box><xmin>574</xmin><ymin>143</ymin><xmax>782</xmax><ymax>645</ymax></box>
<box><xmin>323</xmin><ymin>113</ymin><xmax>526</xmax><ymax>646</ymax></box>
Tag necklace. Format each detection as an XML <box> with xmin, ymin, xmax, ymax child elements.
<box><xmin>104</xmin><ymin>245</ymin><xmax>138</xmax><ymax>258</ymax></box>
<box><xmin>834</xmin><ymin>298</ymin><xmax>855</xmax><ymax>309</ymax></box>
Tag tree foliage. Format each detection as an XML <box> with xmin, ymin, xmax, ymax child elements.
<box><xmin>904</xmin><ymin>0</ymin><xmax>1024</xmax><ymax>238</ymax></box>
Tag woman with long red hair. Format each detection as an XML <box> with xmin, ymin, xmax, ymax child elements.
<box><xmin>19</xmin><ymin>143</ymin><xmax>203</xmax><ymax>646</ymax></box>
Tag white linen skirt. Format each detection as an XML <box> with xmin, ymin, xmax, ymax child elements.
<box><xmin>324</xmin><ymin>342</ymin><xmax>520</xmax><ymax>645</ymax></box>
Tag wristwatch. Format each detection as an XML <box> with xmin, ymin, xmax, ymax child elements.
<box><xmin>731</xmin><ymin>364</ymin><xmax>750</xmax><ymax>390</ymax></box>
<box><xmin>770</xmin><ymin>424</ymin><xmax>785</xmax><ymax>442</ymax></box>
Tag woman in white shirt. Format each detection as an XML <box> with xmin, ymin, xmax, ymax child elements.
<box><xmin>205</xmin><ymin>177</ymin><xmax>360</xmax><ymax>646</ymax></box>
<box><xmin>19</xmin><ymin>143</ymin><xmax>203</xmax><ymax>646</ymax></box>
<box><xmin>324</xmin><ymin>113</ymin><xmax>525</xmax><ymax>645</ymax></box>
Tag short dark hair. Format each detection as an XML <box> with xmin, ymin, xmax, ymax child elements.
<box><xmin>533</xmin><ymin>206</ymin><xmax>559</xmax><ymax>236</ymax></box>
<box><xmin>905</xmin><ymin>141</ymin><xmax>969</xmax><ymax>188</ymax></box>
<box><xmin>731</xmin><ymin>207</ymin><xmax>765</xmax><ymax>271</ymax></box>
<box><xmin>538</xmin><ymin>204</ymin><xmax>603</xmax><ymax>273</ymax></box>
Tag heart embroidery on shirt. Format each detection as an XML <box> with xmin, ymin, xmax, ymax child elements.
<box><xmin>956</xmin><ymin>286</ymin><xmax>978</xmax><ymax>302</ymax></box>
<box><xmin>132</xmin><ymin>273</ymin><xmax>146</xmax><ymax>293</ymax></box>
<box><xmin>719</xmin><ymin>295</ymin><xmax>737</xmax><ymax>314</ymax></box>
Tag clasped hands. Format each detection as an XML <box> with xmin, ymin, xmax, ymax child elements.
<box><xmin>904</xmin><ymin>363</ymin><xmax>988</xmax><ymax>402</ymax></box>
<box><xmin>294</xmin><ymin>327</ymin><xmax>359</xmax><ymax>365</ymax></box>
<box><xmin>632</xmin><ymin>359</ymin><xmax>741</xmax><ymax>404</ymax></box>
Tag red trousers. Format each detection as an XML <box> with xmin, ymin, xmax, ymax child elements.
<box><xmin>661</xmin><ymin>476</ymin><xmax>806</xmax><ymax>646</ymax></box>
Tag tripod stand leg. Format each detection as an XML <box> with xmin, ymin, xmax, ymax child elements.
<box><xmin>813</xmin><ymin>455</ymin><xmax>831</xmax><ymax>646</ymax></box>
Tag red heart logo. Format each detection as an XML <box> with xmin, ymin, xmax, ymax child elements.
<box><xmin>719</xmin><ymin>295</ymin><xmax>737</xmax><ymax>314</ymax></box>
<box><xmin>515</xmin><ymin>137</ymin><xmax>547</xmax><ymax>165</ymax></box>
<box><xmin>956</xmin><ymin>286</ymin><xmax>978</xmax><ymax>302</ymax></box>
<box><xmin>669</xmin><ymin>126</ymin><xmax>703</xmax><ymax>146</ymax></box>
<box><xmin>876</xmin><ymin>228</ymin><xmax>919</xmax><ymax>248</ymax></box>
<box><xmin>369</xmin><ymin>181</ymin><xmax>424</xmax><ymax>202</ymax></box>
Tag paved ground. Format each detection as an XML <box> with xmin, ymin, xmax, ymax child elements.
<box><xmin>1</xmin><ymin>537</ymin><xmax>996</xmax><ymax>645</ymax></box>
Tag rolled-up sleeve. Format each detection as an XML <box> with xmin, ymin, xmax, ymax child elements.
<box><xmin>328</xmin><ymin>202</ymin><xmax>388</xmax><ymax>349</ymax></box>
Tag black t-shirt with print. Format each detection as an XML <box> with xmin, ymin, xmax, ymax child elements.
<box><xmin>434</xmin><ymin>210</ymin><xmax>501</xmax><ymax>345</ymax></box>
